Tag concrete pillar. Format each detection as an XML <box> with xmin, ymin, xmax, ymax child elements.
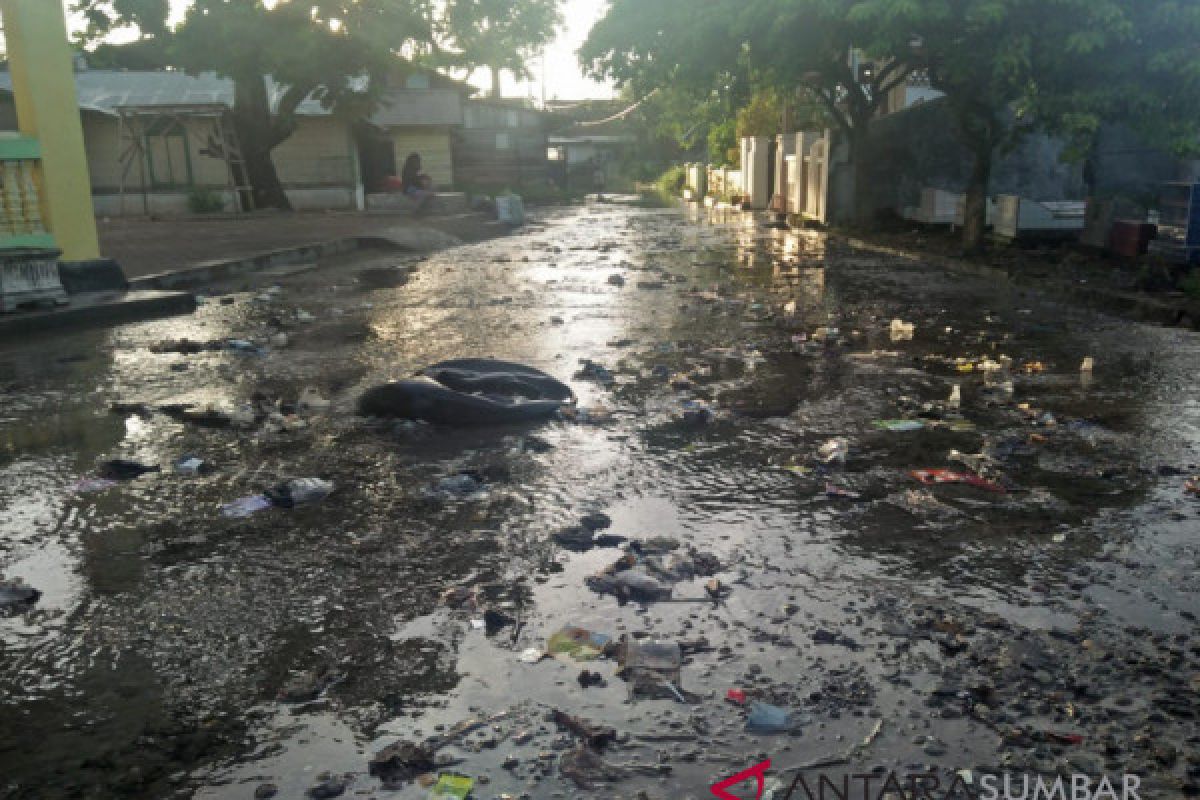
<box><xmin>2</xmin><ymin>0</ymin><xmax>101</xmax><ymax>261</ymax></box>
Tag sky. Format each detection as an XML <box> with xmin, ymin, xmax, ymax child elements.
<box><xmin>473</xmin><ymin>0</ymin><xmax>614</xmax><ymax>102</ymax></box>
<box><xmin>65</xmin><ymin>0</ymin><xmax>615</xmax><ymax>103</ymax></box>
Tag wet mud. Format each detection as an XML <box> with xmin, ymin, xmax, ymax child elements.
<box><xmin>1</xmin><ymin>202</ymin><xmax>1199</xmax><ymax>799</ymax></box>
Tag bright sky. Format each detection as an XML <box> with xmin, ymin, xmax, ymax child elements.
<box><xmin>473</xmin><ymin>0</ymin><xmax>614</xmax><ymax>102</ymax></box>
<box><xmin>65</xmin><ymin>0</ymin><xmax>614</xmax><ymax>103</ymax></box>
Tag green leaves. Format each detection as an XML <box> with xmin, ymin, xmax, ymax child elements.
<box><xmin>441</xmin><ymin>0</ymin><xmax>563</xmax><ymax>79</ymax></box>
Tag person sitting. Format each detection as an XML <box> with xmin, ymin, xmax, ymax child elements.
<box><xmin>400</xmin><ymin>152</ymin><xmax>434</xmax><ymax>212</ymax></box>
<box><xmin>381</xmin><ymin>153</ymin><xmax>435</xmax><ymax>213</ymax></box>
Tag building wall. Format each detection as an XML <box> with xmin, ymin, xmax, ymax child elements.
<box><xmin>61</xmin><ymin>107</ymin><xmax>357</xmax><ymax>213</ymax></box>
<box><xmin>456</xmin><ymin>101</ymin><xmax>549</xmax><ymax>190</ymax></box>
<box><xmin>855</xmin><ymin>98</ymin><xmax>1086</xmax><ymax>218</ymax></box>
<box><xmin>272</xmin><ymin>115</ymin><xmax>356</xmax><ymax>189</ymax></box>
<box><xmin>390</xmin><ymin>127</ymin><xmax>453</xmax><ymax>189</ymax></box>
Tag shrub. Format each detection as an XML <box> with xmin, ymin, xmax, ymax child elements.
<box><xmin>656</xmin><ymin>165</ymin><xmax>687</xmax><ymax>197</ymax></box>
<box><xmin>187</xmin><ymin>187</ymin><xmax>225</xmax><ymax>214</ymax></box>
<box><xmin>1180</xmin><ymin>268</ymin><xmax>1200</xmax><ymax>299</ymax></box>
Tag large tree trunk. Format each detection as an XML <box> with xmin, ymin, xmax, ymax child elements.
<box><xmin>232</xmin><ymin>74</ymin><xmax>292</xmax><ymax>211</ymax></box>
<box><xmin>490</xmin><ymin>66</ymin><xmax>502</xmax><ymax>99</ymax></box>
<box><xmin>962</xmin><ymin>141</ymin><xmax>993</xmax><ymax>254</ymax></box>
<box><xmin>849</xmin><ymin>129</ymin><xmax>873</xmax><ymax>227</ymax></box>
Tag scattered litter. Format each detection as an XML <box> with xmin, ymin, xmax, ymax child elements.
<box><xmin>577</xmin><ymin>670</ymin><xmax>606</xmax><ymax>689</ymax></box>
<box><xmin>726</xmin><ymin>689</ymin><xmax>747</xmax><ymax>705</ymax></box>
<box><xmin>619</xmin><ymin>639</ymin><xmax>681</xmax><ymax>675</ymax></box>
<box><xmin>428</xmin><ymin>774</ymin><xmax>473</xmax><ymax>799</ymax></box>
<box><xmin>1080</xmin><ymin>356</ymin><xmax>1095</xmax><ymax>372</ymax></box>
<box><xmin>358</xmin><ymin>358</ymin><xmax>575</xmax><ymax>425</ymax></box>
<box><xmin>813</xmin><ymin>628</ymin><xmax>861</xmax><ymax>649</ymax></box>
<box><xmin>889</xmin><ymin>319</ymin><xmax>915</xmax><ymax>341</ymax></box>
<box><xmin>220</xmin><ymin>495</ymin><xmax>272</xmax><ymax>518</ymax></box>
<box><xmin>71</xmin><ymin>477</ymin><xmax>118</xmax><ymax>493</ymax></box>
<box><xmin>98</xmin><ymin>459</ymin><xmax>160</xmax><ymax>481</ymax></box>
<box><xmin>874</xmin><ymin>419</ymin><xmax>925</xmax><ymax>432</ymax></box>
<box><xmin>560</xmin><ymin>405</ymin><xmax>614</xmax><ymax>424</ymax></box>
<box><xmin>607</xmin><ymin>274</ymin><xmax>625</xmax><ymax>286</ymax></box>
<box><xmin>680</xmin><ymin>399</ymin><xmax>713</xmax><ymax>426</ymax></box>
<box><xmin>430</xmin><ymin>471</ymin><xmax>486</xmax><ymax>498</ymax></box>
<box><xmin>947</xmin><ymin>384</ymin><xmax>961</xmax><ymax>409</ymax></box>
<box><xmin>225</xmin><ymin>339</ymin><xmax>264</xmax><ymax>356</ymax></box>
<box><xmin>547</xmin><ymin>626</ymin><xmax>611</xmax><ymax>661</ymax></box>
<box><xmin>745</xmin><ymin>702</ymin><xmax>797</xmax><ymax>733</ymax></box>
<box><xmin>0</xmin><ymin>582</ymin><xmax>41</xmax><ymax>609</ymax></box>
<box><xmin>824</xmin><ymin>483</ymin><xmax>862</xmax><ymax>500</ymax></box>
<box><xmin>483</xmin><ymin>608</ymin><xmax>515</xmax><ymax>634</ymax></box>
<box><xmin>265</xmin><ymin>477</ymin><xmax>334</xmax><ymax>508</ymax></box>
<box><xmin>575</xmin><ymin>359</ymin><xmax>615</xmax><ymax>385</ymax></box>
<box><xmin>298</xmin><ymin>388</ymin><xmax>330</xmax><ymax>411</ymax></box>
<box><xmin>306</xmin><ymin>776</ymin><xmax>347</xmax><ymax>799</ymax></box>
<box><xmin>519</xmin><ymin>648</ymin><xmax>545</xmax><ymax>663</ymax></box>
<box><xmin>552</xmin><ymin>710</ymin><xmax>617</xmax><ymax>750</ymax></box>
<box><xmin>1041</xmin><ymin>732</ymin><xmax>1085</xmax><ymax>746</ymax></box>
<box><xmin>910</xmin><ymin>469</ymin><xmax>1006</xmax><ymax>493</ymax></box>
<box><xmin>586</xmin><ymin>568</ymin><xmax>673</xmax><ymax>603</ymax></box>
<box><xmin>618</xmin><ymin>638</ymin><xmax>692</xmax><ymax>700</ymax></box>
<box><xmin>173</xmin><ymin>455</ymin><xmax>213</xmax><ymax>476</ymax></box>
<box><xmin>368</xmin><ymin>740</ymin><xmax>435</xmax><ymax>788</ymax></box>
<box><xmin>817</xmin><ymin>438</ymin><xmax>849</xmax><ymax>465</ymax></box>
<box><xmin>150</xmin><ymin>338</ymin><xmax>222</xmax><ymax>355</ymax></box>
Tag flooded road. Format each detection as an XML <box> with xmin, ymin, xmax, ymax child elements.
<box><xmin>2</xmin><ymin>202</ymin><xmax>1199</xmax><ymax>799</ymax></box>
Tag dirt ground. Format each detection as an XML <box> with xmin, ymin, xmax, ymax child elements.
<box><xmin>3</xmin><ymin>201</ymin><xmax>1200</xmax><ymax>800</ymax></box>
<box><xmin>98</xmin><ymin>210</ymin><xmax>505</xmax><ymax>279</ymax></box>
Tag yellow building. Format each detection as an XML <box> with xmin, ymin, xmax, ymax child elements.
<box><xmin>0</xmin><ymin>0</ymin><xmax>100</xmax><ymax>262</ymax></box>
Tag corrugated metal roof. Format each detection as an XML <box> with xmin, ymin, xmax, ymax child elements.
<box><xmin>369</xmin><ymin>88</ymin><xmax>463</xmax><ymax>127</ymax></box>
<box><xmin>0</xmin><ymin>70</ymin><xmax>346</xmax><ymax>118</ymax></box>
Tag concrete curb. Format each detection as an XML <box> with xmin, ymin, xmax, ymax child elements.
<box><xmin>129</xmin><ymin>237</ymin><xmax>368</xmax><ymax>291</ymax></box>
<box><xmin>842</xmin><ymin>237</ymin><xmax>1200</xmax><ymax>331</ymax></box>
<box><xmin>127</xmin><ymin>215</ymin><xmax>490</xmax><ymax>291</ymax></box>
<box><xmin>0</xmin><ymin>289</ymin><xmax>196</xmax><ymax>339</ymax></box>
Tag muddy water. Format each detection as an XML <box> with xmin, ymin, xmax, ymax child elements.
<box><xmin>2</xmin><ymin>202</ymin><xmax>1199</xmax><ymax>800</ymax></box>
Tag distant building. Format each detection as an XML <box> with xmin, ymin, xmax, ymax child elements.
<box><xmin>0</xmin><ymin>63</ymin><xmax>554</xmax><ymax>216</ymax></box>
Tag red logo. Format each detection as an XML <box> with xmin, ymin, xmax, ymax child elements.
<box><xmin>711</xmin><ymin>759</ymin><xmax>771</xmax><ymax>800</ymax></box>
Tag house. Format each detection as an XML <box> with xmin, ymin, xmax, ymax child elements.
<box><xmin>0</xmin><ymin>64</ymin><xmax>555</xmax><ymax>216</ymax></box>
<box><xmin>455</xmin><ymin>98</ymin><xmax>553</xmax><ymax>191</ymax></box>
<box><xmin>0</xmin><ymin>68</ymin><xmax>368</xmax><ymax>215</ymax></box>
<box><xmin>356</xmin><ymin>68</ymin><xmax>471</xmax><ymax>195</ymax></box>
<box><xmin>545</xmin><ymin>99</ymin><xmax>637</xmax><ymax>191</ymax></box>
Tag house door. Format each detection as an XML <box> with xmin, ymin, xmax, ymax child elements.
<box><xmin>354</xmin><ymin>124</ymin><xmax>396</xmax><ymax>192</ymax></box>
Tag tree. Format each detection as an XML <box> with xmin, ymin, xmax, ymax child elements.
<box><xmin>443</xmin><ymin>0</ymin><xmax>562</xmax><ymax>98</ymax></box>
<box><xmin>73</xmin><ymin>0</ymin><xmax>560</xmax><ymax>210</ymax></box>
<box><xmin>849</xmin><ymin>0</ymin><xmax>1135</xmax><ymax>252</ymax></box>
<box><xmin>581</xmin><ymin>0</ymin><xmax>913</xmax><ymax>222</ymax></box>
<box><xmin>76</xmin><ymin>0</ymin><xmax>436</xmax><ymax>210</ymax></box>
<box><xmin>1027</xmin><ymin>0</ymin><xmax>1200</xmax><ymax>166</ymax></box>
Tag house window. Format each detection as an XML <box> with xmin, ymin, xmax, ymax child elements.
<box><xmin>143</xmin><ymin>118</ymin><xmax>193</xmax><ymax>189</ymax></box>
<box><xmin>405</xmin><ymin>73</ymin><xmax>431</xmax><ymax>90</ymax></box>
<box><xmin>506</xmin><ymin>110</ymin><xmax>520</xmax><ymax>128</ymax></box>
<box><xmin>495</xmin><ymin>132</ymin><xmax>511</xmax><ymax>150</ymax></box>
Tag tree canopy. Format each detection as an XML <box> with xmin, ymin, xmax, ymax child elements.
<box><xmin>73</xmin><ymin>0</ymin><xmax>562</xmax><ymax>209</ymax></box>
<box><xmin>583</xmin><ymin>0</ymin><xmax>1200</xmax><ymax>249</ymax></box>
<box><xmin>443</xmin><ymin>0</ymin><xmax>562</xmax><ymax>97</ymax></box>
